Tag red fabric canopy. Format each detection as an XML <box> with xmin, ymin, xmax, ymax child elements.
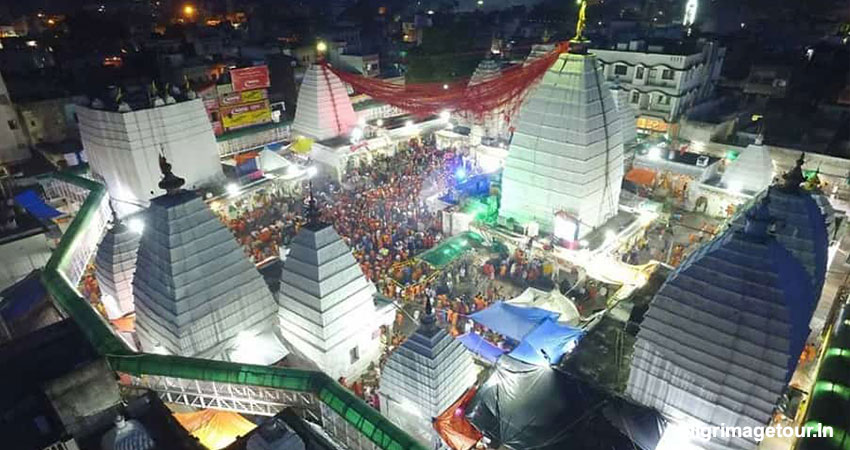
<box><xmin>321</xmin><ymin>42</ymin><xmax>568</xmax><ymax>121</ymax></box>
<box><xmin>433</xmin><ymin>387</ymin><xmax>483</xmax><ymax>450</ymax></box>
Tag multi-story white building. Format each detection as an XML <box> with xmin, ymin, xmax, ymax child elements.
<box><xmin>594</xmin><ymin>39</ymin><xmax>725</xmax><ymax>134</ymax></box>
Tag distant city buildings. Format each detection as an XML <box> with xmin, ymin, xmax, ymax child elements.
<box><xmin>594</xmin><ymin>38</ymin><xmax>725</xmax><ymax>134</ymax></box>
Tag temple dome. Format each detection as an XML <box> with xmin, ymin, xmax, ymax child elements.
<box><xmin>627</xmin><ymin>200</ymin><xmax>815</xmax><ymax>450</ymax></box>
<box><xmin>132</xmin><ymin>158</ymin><xmax>284</xmax><ymax>361</ymax></box>
<box><xmin>721</xmin><ymin>143</ymin><xmax>773</xmax><ymax>195</ymax></box>
<box><xmin>500</xmin><ymin>49</ymin><xmax>624</xmax><ymax>236</ymax></box>
<box><xmin>379</xmin><ymin>301</ymin><xmax>477</xmax><ymax>445</ymax></box>
<box><xmin>277</xmin><ymin>201</ymin><xmax>381</xmax><ymax>379</ymax></box>
<box><xmin>292</xmin><ymin>64</ymin><xmax>357</xmax><ymax>141</ymax></box>
<box><xmin>100</xmin><ymin>416</ymin><xmax>155</xmax><ymax>450</ymax></box>
<box><xmin>95</xmin><ymin>214</ymin><xmax>140</xmax><ymax>320</ymax></box>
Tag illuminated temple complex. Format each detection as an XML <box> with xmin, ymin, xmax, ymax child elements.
<box><xmin>500</xmin><ymin>44</ymin><xmax>625</xmax><ymax>236</ymax></box>
<box><xmin>131</xmin><ymin>157</ymin><xmax>286</xmax><ymax>363</ymax></box>
<box><xmin>277</xmin><ymin>194</ymin><xmax>382</xmax><ymax>379</ymax></box>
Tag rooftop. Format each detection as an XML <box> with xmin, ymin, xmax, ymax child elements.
<box><xmin>592</xmin><ymin>37</ymin><xmax>707</xmax><ymax>56</ymax></box>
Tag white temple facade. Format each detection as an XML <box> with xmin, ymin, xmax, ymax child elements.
<box><xmin>94</xmin><ymin>213</ymin><xmax>140</xmax><ymax>320</ymax></box>
<box><xmin>612</xmin><ymin>87</ymin><xmax>637</xmax><ymax>145</ymax></box>
<box><xmin>379</xmin><ymin>300</ymin><xmax>477</xmax><ymax>447</ymax></box>
<box><xmin>720</xmin><ymin>140</ymin><xmax>774</xmax><ymax>195</ymax></box>
<box><xmin>277</xmin><ymin>200</ymin><xmax>381</xmax><ymax>379</ymax></box>
<box><xmin>77</xmin><ymin>98</ymin><xmax>224</xmax><ymax>215</ymax></box>
<box><xmin>627</xmin><ymin>199</ymin><xmax>816</xmax><ymax>450</ymax></box>
<box><xmin>292</xmin><ymin>64</ymin><xmax>357</xmax><ymax>141</ymax></box>
<box><xmin>500</xmin><ymin>46</ymin><xmax>625</xmax><ymax>236</ymax></box>
<box><xmin>132</xmin><ymin>158</ymin><xmax>286</xmax><ymax>363</ymax></box>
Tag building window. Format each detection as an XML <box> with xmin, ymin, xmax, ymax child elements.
<box><xmin>614</xmin><ymin>65</ymin><xmax>628</xmax><ymax>76</ymax></box>
<box><xmin>635</xmin><ymin>67</ymin><xmax>645</xmax><ymax>80</ymax></box>
<box><xmin>657</xmin><ymin>95</ymin><xmax>671</xmax><ymax>106</ymax></box>
<box><xmin>350</xmin><ymin>346</ymin><xmax>360</xmax><ymax>364</ymax></box>
<box><xmin>662</xmin><ymin>69</ymin><xmax>675</xmax><ymax>80</ymax></box>
<box><xmin>7</xmin><ymin>119</ymin><xmax>18</xmax><ymax>130</ymax></box>
<box><xmin>631</xmin><ymin>92</ymin><xmax>640</xmax><ymax>104</ymax></box>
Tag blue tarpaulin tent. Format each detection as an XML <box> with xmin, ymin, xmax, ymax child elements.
<box><xmin>14</xmin><ymin>190</ymin><xmax>62</xmax><ymax>220</ymax></box>
<box><xmin>468</xmin><ymin>302</ymin><xmax>559</xmax><ymax>341</ymax></box>
<box><xmin>509</xmin><ymin>318</ymin><xmax>584</xmax><ymax>366</ymax></box>
<box><xmin>458</xmin><ymin>332</ymin><xmax>506</xmax><ymax>363</ymax></box>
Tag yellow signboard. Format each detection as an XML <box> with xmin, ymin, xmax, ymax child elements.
<box><xmin>220</xmin><ymin>100</ymin><xmax>271</xmax><ymax>131</ymax></box>
<box><xmin>636</xmin><ymin>116</ymin><xmax>669</xmax><ymax>133</ymax></box>
<box><xmin>219</xmin><ymin>89</ymin><xmax>267</xmax><ymax>106</ymax></box>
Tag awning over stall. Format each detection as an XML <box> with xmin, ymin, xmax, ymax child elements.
<box><xmin>457</xmin><ymin>332</ymin><xmax>506</xmax><ymax>363</ymax></box>
<box><xmin>468</xmin><ymin>302</ymin><xmax>558</xmax><ymax>341</ymax></box>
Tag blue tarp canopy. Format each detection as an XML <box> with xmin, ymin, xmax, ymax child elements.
<box><xmin>458</xmin><ymin>332</ymin><xmax>506</xmax><ymax>363</ymax></box>
<box><xmin>14</xmin><ymin>190</ymin><xmax>61</xmax><ymax>220</ymax></box>
<box><xmin>469</xmin><ymin>302</ymin><xmax>559</xmax><ymax>341</ymax></box>
<box><xmin>509</xmin><ymin>318</ymin><xmax>584</xmax><ymax>366</ymax></box>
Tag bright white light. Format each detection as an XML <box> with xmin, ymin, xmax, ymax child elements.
<box><xmin>26</xmin><ymin>40</ymin><xmax>37</xmax><ymax>47</ymax></box>
<box><xmin>439</xmin><ymin>110</ymin><xmax>451</xmax><ymax>122</ymax></box>
<box><xmin>306</xmin><ymin>166</ymin><xmax>318</xmax><ymax>178</ymax></box>
<box><xmin>127</xmin><ymin>218</ymin><xmax>145</xmax><ymax>234</ymax></box>
<box><xmin>226</xmin><ymin>183</ymin><xmax>240</xmax><ymax>196</ymax></box>
<box><xmin>427</xmin><ymin>9</ymin><xmax>434</xmax><ymax>15</ymax></box>
<box><xmin>656</xmin><ymin>420</ymin><xmax>702</xmax><ymax>450</ymax></box>
<box><xmin>479</xmin><ymin>157</ymin><xmax>501</xmax><ymax>174</ymax></box>
<box><xmin>442</xmin><ymin>83</ymin><xmax>449</xmax><ymax>90</ymax></box>
<box><xmin>233</xmin><ymin>331</ymin><xmax>267</xmax><ymax>364</ymax></box>
<box><xmin>477</xmin><ymin>0</ymin><xmax>483</xmax><ymax>5</ymax></box>
<box><xmin>740</xmin><ymin>22</ymin><xmax>746</xmax><ymax>28</ymax></box>
<box><xmin>648</xmin><ymin>146</ymin><xmax>662</xmax><ymax>160</ymax></box>
<box><xmin>376</xmin><ymin>119</ymin><xmax>384</xmax><ymax>127</ymax></box>
<box><xmin>682</xmin><ymin>0</ymin><xmax>698</xmax><ymax>26</ymax></box>
<box><xmin>350</xmin><ymin>127</ymin><xmax>363</xmax><ymax>143</ymax></box>
<box><xmin>690</xmin><ymin>140</ymin><xmax>705</xmax><ymax>152</ymax></box>
<box><xmin>638</xmin><ymin>211</ymin><xmax>657</xmax><ymax>226</ymax></box>
<box><xmin>553</xmin><ymin>214</ymin><xmax>578</xmax><ymax>241</ymax></box>
<box><xmin>405</xmin><ymin>119</ymin><xmax>414</xmax><ymax>128</ymax></box>
<box><xmin>727</xmin><ymin>181</ymin><xmax>742</xmax><ymax>194</ymax></box>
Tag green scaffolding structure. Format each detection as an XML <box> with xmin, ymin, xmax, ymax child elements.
<box><xmin>39</xmin><ymin>172</ymin><xmax>427</xmax><ymax>450</ymax></box>
<box><xmin>797</xmin><ymin>302</ymin><xmax>850</xmax><ymax>450</ymax></box>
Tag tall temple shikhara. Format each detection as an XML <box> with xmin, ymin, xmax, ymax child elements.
<box><xmin>132</xmin><ymin>156</ymin><xmax>286</xmax><ymax>363</ymax></box>
<box><xmin>277</xmin><ymin>190</ymin><xmax>382</xmax><ymax>379</ymax></box>
<box><xmin>627</xmin><ymin>197</ymin><xmax>818</xmax><ymax>450</ymax></box>
<box><xmin>500</xmin><ymin>41</ymin><xmax>625</xmax><ymax>236</ymax></box>
<box><xmin>292</xmin><ymin>64</ymin><xmax>357</xmax><ymax>141</ymax></box>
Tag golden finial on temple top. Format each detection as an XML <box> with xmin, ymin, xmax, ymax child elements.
<box><xmin>573</xmin><ymin>0</ymin><xmax>588</xmax><ymax>42</ymax></box>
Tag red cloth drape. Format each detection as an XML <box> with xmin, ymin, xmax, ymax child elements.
<box><xmin>322</xmin><ymin>42</ymin><xmax>568</xmax><ymax>120</ymax></box>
